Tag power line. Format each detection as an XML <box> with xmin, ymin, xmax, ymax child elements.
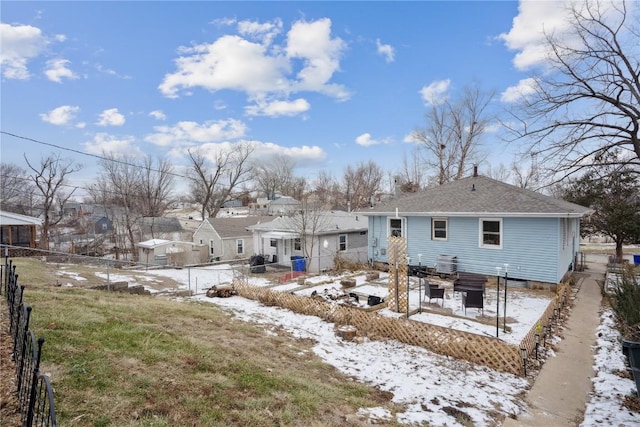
<box><xmin>0</xmin><ymin>130</ymin><xmax>192</xmax><ymax>181</ymax></box>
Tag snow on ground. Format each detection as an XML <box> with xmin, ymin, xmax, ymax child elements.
<box><xmin>581</xmin><ymin>308</ymin><xmax>638</xmax><ymax>427</ymax></box>
<box><xmin>193</xmin><ymin>291</ymin><xmax>529</xmax><ymax>426</ymax></box>
<box><xmin>55</xmin><ymin>261</ymin><xmax>638</xmax><ymax>425</ymax></box>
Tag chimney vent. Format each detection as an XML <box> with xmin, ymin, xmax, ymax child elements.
<box><xmin>473</xmin><ymin>164</ymin><xmax>478</xmax><ymax>177</ymax></box>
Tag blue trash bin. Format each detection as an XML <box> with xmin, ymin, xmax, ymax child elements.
<box><xmin>291</xmin><ymin>256</ymin><xmax>304</xmax><ymax>272</ymax></box>
<box><xmin>633</xmin><ymin>254</ymin><xmax>640</xmax><ymax>266</ymax></box>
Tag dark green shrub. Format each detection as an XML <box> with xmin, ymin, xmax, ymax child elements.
<box><xmin>611</xmin><ymin>266</ymin><xmax>640</xmax><ymax>339</ymax></box>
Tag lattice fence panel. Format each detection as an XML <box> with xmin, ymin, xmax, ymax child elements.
<box><xmin>387</xmin><ymin>236</ymin><xmax>408</xmax><ymax>313</ymax></box>
<box><xmin>519</xmin><ymin>281</ymin><xmax>572</xmax><ymax>358</ymax></box>
<box><xmin>234</xmin><ymin>278</ymin><xmax>523</xmax><ymax>375</ymax></box>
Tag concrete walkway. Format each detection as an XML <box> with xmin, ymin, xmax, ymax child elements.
<box><xmin>504</xmin><ymin>264</ymin><xmax>606</xmax><ymax>427</ymax></box>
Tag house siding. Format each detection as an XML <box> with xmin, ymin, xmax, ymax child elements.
<box><xmin>370</xmin><ymin>215</ymin><xmax>562</xmax><ymax>284</ymax></box>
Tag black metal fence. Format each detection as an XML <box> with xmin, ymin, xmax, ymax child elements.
<box><xmin>2</xmin><ymin>257</ymin><xmax>57</xmax><ymax>427</ymax></box>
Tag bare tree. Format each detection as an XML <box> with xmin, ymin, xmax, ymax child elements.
<box><xmin>505</xmin><ymin>0</ymin><xmax>640</xmax><ymax>179</ymax></box>
<box><xmin>511</xmin><ymin>154</ymin><xmax>542</xmax><ymax>190</ymax></box>
<box><xmin>413</xmin><ymin>83</ymin><xmax>494</xmax><ymax>184</ymax></box>
<box><xmin>253</xmin><ymin>155</ymin><xmax>296</xmax><ymax>199</ymax></box>
<box><xmin>397</xmin><ymin>145</ymin><xmax>428</xmax><ymax>192</ymax></box>
<box><xmin>343</xmin><ymin>160</ymin><xmax>384</xmax><ymax>210</ymax></box>
<box><xmin>0</xmin><ymin>163</ymin><xmax>37</xmax><ymax>215</ymax></box>
<box><xmin>93</xmin><ymin>154</ymin><xmax>143</xmax><ymax>260</ymax></box>
<box><xmin>138</xmin><ymin>157</ymin><xmax>175</xmax><ymax>217</ymax></box>
<box><xmin>289</xmin><ymin>197</ymin><xmax>331</xmax><ymax>271</ymax></box>
<box><xmin>188</xmin><ymin>142</ymin><xmax>254</xmax><ymax>220</ymax></box>
<box><xmin>312</xmin><ymin>170</ymin><xmax>341</xmax><ymax>207</ymax></box>
<box><xmin>25</xmin><ymin>153</ymin><xmax>82</xmax><ymax>250</ymax></box>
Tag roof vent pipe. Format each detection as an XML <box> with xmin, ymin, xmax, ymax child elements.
<box><xmin>473</xmin><ymin>164</ymin><xmax>478</xmax><ymax>177</ymax></box>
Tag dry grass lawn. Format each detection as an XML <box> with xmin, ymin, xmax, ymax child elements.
<box><xmin>2</xmin><ymin>258</ymin><xmax>397</xmax><ymax>426</ymax></box>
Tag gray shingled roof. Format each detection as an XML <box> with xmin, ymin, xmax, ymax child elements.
<box><xmin>363</xmin><ymin>175</ymin><xmax>590</xmax><ymax>217</ymax></box>
<box><xmin>248</xmin><ymin>211</ymin><xmax>367</xmax><ymax>234</ymax></box>
<box><xmin>209</xmin><ymin>216</ymin><xmax>273</xmax><ymax>239</ymax></box>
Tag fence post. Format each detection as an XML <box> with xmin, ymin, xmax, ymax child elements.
<box><xmin>16</xmin><ymin>306</ymin><xmax>32</xmax><ymax>391</ymax></box>
<box><xmin>26</xmin><ymin>337</ymin><xmax>45</xmax><ymax>427</ymax></box>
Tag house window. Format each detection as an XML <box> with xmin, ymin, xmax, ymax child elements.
<box><xmin>270</xmin><ymin>238</ymin><xmax>277</xmax><ymax>248</ymax></box>
<box><xmin>236</xmin><ymin>239</ymin><xmax>244</xmax><ymax>254</ymax></box>
<box><xmin>432</xmin><ymin>218</ymin><xmax>447</xmax><ymax>240</ymax></box>
<box><xmin>389</xmin><ymin>218</ymin><xmax>403</xmax><ymax>237</ymax></box>
<box><xmin>101</xmin><ymin>223</ymin><xmax>108</xmax><ymax>231</ymax></box>
<box><xmin>294</xmin><ymin>238</ymin><xmax>301</xmax><ymax>251</ymax></box>
<box><xmin>479</xmin><ymin>218</ymin><xmax>502</xmax><ymax>249</ymax></box>
<box><xmin>209</xmin><ymin>240</ymin><xmax>215</xmax><ymax>255</ymax></box>
<box><xmin>338</xmin><ymin>234</ymin><xmax>347</xmax><ymax>251</ymax></box>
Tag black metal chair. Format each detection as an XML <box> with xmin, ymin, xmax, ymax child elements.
<box><xmin>462</xmin><ymin>289</ymin><xmax>484</xmax><ymax>315</ymax></box>
<box><xmin>423</xmin><ymin>280</ymin><xmax>445</xmax><ymax>307</ymax></box>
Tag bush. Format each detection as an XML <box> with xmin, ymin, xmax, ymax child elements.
<box><xmin>611</xmin><ymin>266</ymin><xmax>640</xmax><ymax>340</ymax></box>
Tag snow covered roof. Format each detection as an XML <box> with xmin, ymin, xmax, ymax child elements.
<box><xmin>0</xmin><ymin>210</ymin><xmax>43</xmax><ymax>226</ymax></box>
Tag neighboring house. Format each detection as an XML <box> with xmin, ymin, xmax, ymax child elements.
<box><xmin>0</xmin><ymin>210</ymin><xmax>42</xmax><ymax>248</ymax></box>
<box><xmin>247</xmin><ymin>210</ymin><xmax>368</xmax><ymax>273</ymax></box>
<box><xmin>267</xmin><ymin>196</ymin><xmax>301</xmax><ymax>216</ymax></box>
<box><xmin>136</xmin><ymin>239</ymin><xmax>206</xmax><ymax>267</ymax></box>
<box><xmin>137</xmin><ymin>217</ymin><xmax>188</xmax><ymax>242</ymax></box>
<box><xmin>249</xmin><ymin>198</ymin><xmax>270</xmax><ymax>215</ymax></box>
<box><xmin>222</xmin><ymin>199</ymin><xmax>243</xmax><ymax>208</ymax></box>
<box><xmin>193</xmin><ymin>216</ymin><xmax>272</xmax><ymax>261</ymax></box>
<box><xmin>362</xmin><ymin>173</ymin><xmax>590</xmax><ymax>285</ymax></box>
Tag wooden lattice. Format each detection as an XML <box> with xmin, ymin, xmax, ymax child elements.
<box><xmin>387</xmin><ymin>236</ymin><xmax>408</xmax><ymax>313</ymax></box>
<box><xmin>233</xmin><ymin>277</ymin><xmax>523</xmax><ymax>375</ymax></box>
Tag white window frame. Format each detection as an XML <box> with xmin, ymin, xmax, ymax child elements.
<box><xmin>209</xmin><ymin>239</ymin><xmax>215</xmax><ymax>255</ymax></box>
<box><xmin>236</xmin><ymin>239</ymin><xmax>244</xmax><ymax>255</ymax></box>
<box><xmin>338</xmin><ymin>234</ymin><xmax>347</xmax><ymax>251</ymax></box>
<box><xmin>479</xmin><ymin>218</ymin><xmax>502</xmax><ymax>249</ymax></box>
<box><xmin>388</xmin><ymin>217</ymin><xmax>404</xmax><ymax>237</ymax></box>
<box><xmin>294</xmin><ymin>238</ymin><xmax>302</xmax><ymax>251</ymax></box>
<box><xmin>269</xmin><ymin>238</ymin><xmax>277</xmax><ymax>248</ymax></box>
<box><xmin>431</xmin><ymin>218</ymin><xmax>448</xmax><ymax>240</ymax></box>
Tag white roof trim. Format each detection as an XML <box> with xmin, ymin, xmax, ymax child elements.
<box><xmin>360</xmin><ymin>211</ymin><xmax>587</xmax><ymax>218</ymax></box>
<box><xmin>261</xmin><ymin>231</ymin><xmax>299</xmax><ymax>239</ymax></box>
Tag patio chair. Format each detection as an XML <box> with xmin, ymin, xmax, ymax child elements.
<box><xmin>462</xmin><ymin>289</ymin><xmax>484</xmax><ymax>315</ymax></box>
<box><xmin>423</xmin><ymin>280</ymin><xmax>445</xmax><ymax>307</ymax></box>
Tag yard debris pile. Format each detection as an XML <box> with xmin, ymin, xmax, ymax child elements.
<box><xmin>205</xmin><ymin>283</ymin><xmax>237</xmax><ymax>298</ymax></box>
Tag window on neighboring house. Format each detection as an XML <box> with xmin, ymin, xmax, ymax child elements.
<box><xmin>209</xmin><ymin>240</ymin><xmax>215</xmax><ymax>255</ymax></box>
<box><xmin>338</xmin><ymin>234</ymin><xmax>347</xmax><ymax>251</ymax></box>
<box><xmin>432</xmin><ymin>218</ymin><xmax>447</xmax><ymax>240</ymax></box>
<box><xmin>101</xmin><ymin>223</ymin><xmax>108</xmax><ymax>231</ymax></box>
<box><xmin>389</xmin><ymin>218</ymin><xmax>403</xmax><ymax>237</ymax></box>
<box><xmin>479</xmin><ymin>218</ymin><xmax>502</xmax><ymax>249</ymax></box>
<box><xmin>270</xmin><ymin>238</ymin><xmax>277</xmax><ymax>248</ymax></box>
<box><xmin>236</xmin><ymin>239</ymin><xmax>244</xmax><ymax>254</ymax></box>
<box><xmin>294</xmin><ymin>238</ymin><xmax>301</xmax><ymax>251</ymax></box>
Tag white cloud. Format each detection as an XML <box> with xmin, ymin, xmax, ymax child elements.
<box><xmin>355</xmin><ymin>133</ymin><xmax>379</xmax><ymax>147</ymax></box>
<box><xmin>237</xmin><ymin>18</ymin><xmax>283</xmax><ymax>45</ymax></box>
<box><xmin>376</xmin><ymin>39</ymin><xmax>395</xmax><ymax>63</ymax></box>
<box><xmin>159</xmin><ymin>18</ymin><xmax>349</xmax><ymax>113</ymax></box>
<box><xmin>159</xmin><ymin>34</ymin><xmax>290</xmax><ymax>98</ymax></box>
<box><xmin>40</xmin><ymin>105</ymin><xmax>80</xmax><ymax>126</ymax></box>
<box><xmin>45</xmin><ymin>58</ymin><xmax>78</xmax><ymax>83</ymax></box>
<box><xmin>501</xmin><ymin>77</ymin><xmax>538</xmax><ymax>103</ymax></box>
<box><xmin>497</xmin><ymin>1</ymin><xmax>625</xmax><ymax>71</ymax></box>
<box><xmin>419</xmin><ymin>79</ymin><xmax>450</xmax><ymax>106</ymax></box>
<box><xmin>249</xmin><ymin>141</ymin><xmax>326</xmax><ymax>167</ymax></box>
<box><xmin>145</xmin><ymin>119</ymin><xmax>247</xmax><ymax>147</ymax></box>
<box><xmin>286</xmin><ymin>18</ymin><xmax>349</xmax><ymax>100</ymax></box>
<box><xmin>96</xmin><ymin>108</ymin><xmax>126</xmax><ymax>127</ymax></box>
<box><xmin>83</xmin><ymin>133</ymin><xmax>142</xmax><ymax>156</ymax></box>
<box><xmin>149</xmin><ymin>110</ymin><xmax>167</xmax><ymax>121</ymax></box>
<box><xmin>245</xmin><ymin>98</ymin><xmax>310</xmax><ymax>117</ymax></box>
<box><xmin>0</xmin><ymin>23</ymin><xmax>47</xmax><ymax>79</ymax></box>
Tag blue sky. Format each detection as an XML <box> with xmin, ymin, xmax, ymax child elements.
<box><xmin>0</xmin><ymin>1</ymin><xmax>592</xmax><ymax>193</ymax></box>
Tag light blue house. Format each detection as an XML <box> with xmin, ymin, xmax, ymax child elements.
<box><xmin>362</xmin><ymin>174</ymin><xmax>590</xmax><ymax>285</ymax></box>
